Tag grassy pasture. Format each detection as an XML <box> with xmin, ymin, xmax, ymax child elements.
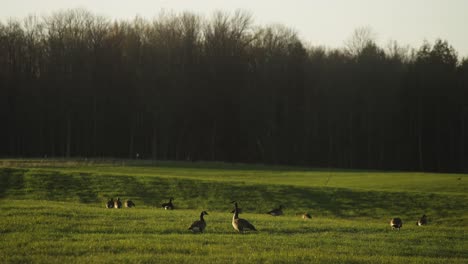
<box><xmin>0</xmin><ymin>159</ymin><xmax>467</xmax><ymax>263</ymax></box>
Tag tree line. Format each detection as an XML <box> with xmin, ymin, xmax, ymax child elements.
<box><xmin>1</xmin><ymin>9</ymin><xmax>467</xmax><ymax>172</ymax></box>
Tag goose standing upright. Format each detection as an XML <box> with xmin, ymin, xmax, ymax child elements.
<box><xmin>232</xmin><ymin>201</ymin><xmax>256</xmax><ymax>233</ymax></box>
<box><xmin>188</xmin><ymin>211</ymin><xmax>209</xmax><ymax>233</ymax></box>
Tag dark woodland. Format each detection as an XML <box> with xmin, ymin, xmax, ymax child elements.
<box><xmin>1</xmin><ymin>9</ymin><xmax>467</xmax><ymax>172</ymax></box>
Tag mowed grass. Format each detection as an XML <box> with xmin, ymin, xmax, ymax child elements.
<box><xmin>0</xmin><ymin>159</ymin><xmax>467</xmax><ymax>263</ymax></box>
<box><xmin>1</xmin><ymin>159</ymin><xmax>466</xmax><ymax>194</ymax></box>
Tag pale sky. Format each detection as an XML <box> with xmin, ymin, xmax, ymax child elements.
<box><xmin>1</xmin><ymin>0</ymin><xmax>467</xmax><ymax>57</ymax></box>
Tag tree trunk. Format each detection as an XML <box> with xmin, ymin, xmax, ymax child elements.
<box><xmin>436</xmin><ymin>105</ymin><xmax>441</xmax><ymax>171</ymax></box>
<box><xmin>66</xmin><ymin>116</ymin><xmax>71</xmax><ymax>158</ymax></box>
<box><xmin>462</xmin><ymin>109</ymin><xmax>466</xmax><ymax>171</ymax></box>
<box><xmin>129</xmin><ymin>123</ymin><xmax>134</xmax><ymax>159</ymax></box>
<box><xmin>418</xmin><ymin>98</ymin><xmax>424</xmax><ymax>171</ymax></box>
<box><xmin>256</xmin><ymin>138</ymin><xmax>265</xmax><ymax>163</ymax></box>
<box><xmin>92</xmin><ymin>96</ymin><xmax>97</xmax><ymax>157</ymax></box>
<box><xmin>349</xmin><ymin>111</ymin><xmax>354</xmax><ymax>168</ymax></box>
<box><xmin>211</xmin><ymin>121</ymin><xmax>217</xmax><ymax>161</ymax></box>
<box><xmin>152</xmin><ymin>123</ymin><xmax>158</xmax><ymax>161</ymax></box>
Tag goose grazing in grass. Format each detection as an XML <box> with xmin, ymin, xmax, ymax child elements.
<box><xmin>188</xmin><ymin>211</ymin><xmax>208</xmax><ymax>233</ymax></box>
<box><xmin>125</xmin><ymin>200</ymin><xmax>135</xmax><ymax>208</ymax></box>
<box><xmin>232</xmin><ymin>202</ymin><xmax>256</xmax><ymax>233</ymax></box>
<box><xmin>390</xmin><ymin>218</ymin><xmax>403</xmax><ymax>230</ymax></box>
<box><xmin>114</xmin><ymin>197</ymin><xmax>122</xmax><ymax>209</ymax></box>
<box><xmin>416</xmin><ymin>214</ymin><xmax>427</xmax><ymax>226</ymax></box>
<box><xmin>302</xmin><ymin>213</ymin><xmax>312</xmax><ymax>220</ymax></box>
<box><xmin>267</xmin><ymin>205</ymin><xmax>283</xmax><ymax>216</ymax></box>
<box><xmin>162</xmin><ymin>198</ymin><xmax>174</xmax><ymax>210</ymax></box>
<box><xmin>106</xmin><ymin>198</ymin><xmax>114</xmax><ymax>209</ymax></box>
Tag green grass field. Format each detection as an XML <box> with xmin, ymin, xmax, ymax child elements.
<box><xmin>1</xmin><ymin>159</ymin><xmax>467</xmax><ymax>263</ymax></box>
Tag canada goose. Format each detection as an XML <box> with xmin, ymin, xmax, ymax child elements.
<box><xmin>114</xmin><ymin>197</ymin><xmax>122</xmax><ymax>209</ymax></box>
<box><xmin>125</xmin><ymin>200</ymin><xmax>135</xmax><ymax>208</ymax></box>
<box><xmin>232</xmin><ymin>202</ymin><xmax>256</xmax><ymax>233</ymax></box>
<box><xmin>416</xmin><ymin>214</ymin><xmax>427</xmax><ymax>226</ymax></box>
<box><xmin>267</xmin><ymin>205</ymin><xmax>283</xmax><ymax>216</ymax></box>
<box><xmin>106</xmin><ymin>198</ymin><xmax>114</xmax><ymax>209</ymax></box>
<box><xmin>390</xmin><ymin>218</ymin><xmax>403</xmax><ymax>230</ymax></box>
<box><xmin>188</xmin><ymin>211</ymin><xmax>208</xmax><ymax>233</ymax></box>
<box><xmin>162</xmin><ymin>198</ymin><xmax>174</xmax><ymax>210</ymax></box>
<box><xmin>302</xmin><ymin>213</ymin><xmax>312</xmax><ymax>220</ymax></box>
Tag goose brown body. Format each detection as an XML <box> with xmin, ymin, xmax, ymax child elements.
<box><xmin>416</xmin><ymin>215</ymin><xmax>427</xmax><ymax>226</ymax></box>
<box><xmin>106</xmin><ymin>198</ymin><xmax>114</xmax><ymax>209</ymax></box>
<box><xmin>302</xmin><ymin>213</ymin><xmax>312</xmax><ymax>220</ymax></box>
<box><xmin>114</xmin><ymin>197</ymin><xmax>122</xmax><ymax>209</ymax></box>
<box><xmin>189</xmin><ymin>211</ymin><xmax>208</xmax><ymax>233</ymax></box>
<box><xmin>162</xmin><ymin>198</ymin><xmax>174</xmax><ymax>210</ymax></box>
<box><xmin>232</xmin><ymin>202</ymin><xmax>256</xmax><ymax>233</ymax></box>
<box><xmin>390</xmin><ymin>217</ymin><xmax>403</xmax><ymax>230</ymax></box>
<box><xmin>125</xmin><ymin>200</ymin><xmax>135</xmax><ymax>208</ymax></box>
<box><xmin>267</xmin><ymin>205</ymin><xmax>283</xmax><ymax>216</ymax></box>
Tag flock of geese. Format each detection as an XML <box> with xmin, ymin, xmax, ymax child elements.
<box><xmin>105</xmin><ymin>197</ymin><xmax>135</xmax><ymax>208</ymax></box>
<box><xmin>390</xmin><ymin>214</ymin><xmax>428</xmax><ymax>230</ymax></box>
<box><xmin>188</xmin><ymin>201</ymin><xmax>284</xmax><ymax>233</ymax></box>
<box><xmin>106</xmin><ymin>197</ymin><xmax>428</xmax><ymax>233</ymax></box>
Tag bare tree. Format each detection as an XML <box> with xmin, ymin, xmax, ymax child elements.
<box><xmin>345</xmin><ymin>26</ymin><xmax>376</xmax><ymax>57</ymax></box>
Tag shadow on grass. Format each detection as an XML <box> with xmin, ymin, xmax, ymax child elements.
<box><xmin>1</xmin><ymin>168</ymin><xmax>466</xmax><ymax>219</ymax></box>
<box><xmin>25</xmin><ymin>170</ymin><xmax>99</xmax><ymax>203</ymax></box>
<box><xmin>0</xmin><ymin>168</ymin><xmax>26</xmax><ymax>198</ymax></box>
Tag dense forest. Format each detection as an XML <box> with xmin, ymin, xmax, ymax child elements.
<box><xmin>1</xmin><ymin>9</ymin><xmax>467</xmax><ymax>172</ymax></box>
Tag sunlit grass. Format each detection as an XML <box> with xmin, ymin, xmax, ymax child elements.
<box><xmin>0</xmin><ymin>159</ymin><xmax>467</xmax><ymax>263</ymax></box>
<box><xmin>0</xmin><ymin>200</ymin><xmax>466</xmax><ymax>264</ymax></box>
